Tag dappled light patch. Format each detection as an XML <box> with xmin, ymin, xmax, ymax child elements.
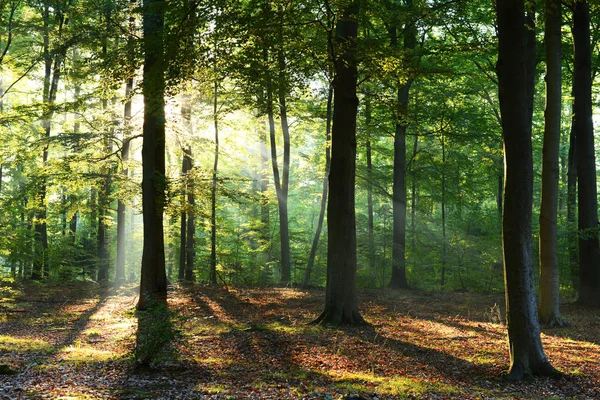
<box><xmin>0</xmin><ymin>334</ymin><xmax>55</xmax><ymax>354</ymax></box>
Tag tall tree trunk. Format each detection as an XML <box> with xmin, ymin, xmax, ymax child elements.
<box><xmin>573</xmin><ymin>1</ymin><xmax>600</xmax><ymax>306</ymax></box>
<box><xmin>410</xmin><ymin>134</ymin><xmax>418</xmax><ymax>255</ymax></box>
<box><xmin>32</xmin><ymin>5</ymin><xmax>58</xmax><ymax>280</ymax></box>
<box><xmin>178</xmin><ymin>152</ymin><xmax>188</xmax><ymax>281</ymax></box>
<box><xmin>440</xmin><ymin>133</ymin><xmax>447</xmax><ymax>289</ymax></box>
<box><xmin>303</xmin><ymin>83</ymin><xmax>333</xmax><ymax>288</ymax></box>
<box><xmin>116</xmin><ymin>0</ymin><xmax>136</xmax><ymax>285</ymax></box>
<box><xmin>313</xmin><ymin>0</ymin><xmax>364</xmax><ymax>326</ymax></box>
<box><xmin>138</xmin><ymin>0</ymin><xmax>167</xmax><ymax>310</ymax></box>
<box><xmin>388</xmin><ymin>0</ymin><xmax>415</xmax><ymax>289</ymax></box>
<box><xmin>185</xmin><ymin>152</ymin><xmax>195</xmax><ymax>283</ymax></box>
<box><xmin>496</xmin><ymin>0</ymin><xmax>559</xmax><ymax>380</ymax></box>
<box><xmin>209</xmin><ymin>81</ymin><xmax>219</xmax><ymax>284</ymax></box>
<box><xmin>567</xmin><ymin>103</ymin><xmax>578</xmax><ymax>291</ymax></box>
<box><xmin>365</xmin><ymin>97</ymin><xmax>375</xmax><ymax>275</ymax></box>
<box><xmin>539</xmin><ymin>0</ymin><xmax>566</xmax><ymax>326</ymax></box>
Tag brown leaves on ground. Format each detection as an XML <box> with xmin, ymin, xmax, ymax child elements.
<box><xmin>1</xmin><ymin>282</ymin><xmax>599</xmax><ymax>399</ymax></box>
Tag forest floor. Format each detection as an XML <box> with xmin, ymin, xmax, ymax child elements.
<box><xmin>0</xmin><ymin>281</ymin><xmax>599</xmax><ymax>399</ymax></box>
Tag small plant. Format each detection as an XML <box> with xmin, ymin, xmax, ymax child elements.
<box><xmin>133</xmin><ymin>300</ymin><xmax>182</xmax><ymax>368</ymax></box>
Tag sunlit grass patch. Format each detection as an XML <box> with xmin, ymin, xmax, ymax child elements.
<box><xmin>55</xmin><ymin>394</ymin><xmax>99</xmax><ymax>400</ymax></box>
<box><xmin>193</xmin><ymin>356</ymin><xmax>235</xmax><ymax>366</ymax></box>
<box><xmin>60</xmin><ymin>345</ymin><xmax>117</xmax><ymax>362</ymax></box>
<box><xmin>184</xmin><ymin>319</ymin><xmax>232</xmax><ymax>336</ymax></box>
<box><xmin>262</xmin><ymin>321</ymin><xmax>322</xmax><ymax>335</ymax></box>
<box><xmin>329</xmin><ymin>371</ymin><xmax>459</xmax><ymax>397</ymax></box>
<box><xmin>196</xmin><ymin>383</ymin><xmax>228</xmax><ymax>394</ymax></box>
<box><xmin>0</xmin><ymin>334</ymin><xmax>55</xmax><ymax>353</ymax></box>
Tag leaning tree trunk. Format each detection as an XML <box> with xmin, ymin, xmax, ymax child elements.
<box><xmin>573</xmin><ymin>0</ymin><xmax>600</xmax><ymax>307</ymax></box>
<box><xmin>303</xmin><ymin>83</ymin><xmax>333</xmax><ymax>288</ymax></box>
<box><xmin>496</xmin><ymin>0</ymin><xmax>560</xmax><ymax>381</ymax></box>
<box><xmin>313</xmin><ymin>0</ymin><xmax>364</xmax><ymax>326</ymax></box>
<box><xmin>539</xmin><ymin>0</ymin><xmax>566</xmax><ymax>326</ymax></box>
<box><xmin>138</xmin><ymin>0</ymin><xmax>167</xmax><ymax>310</ymax></box>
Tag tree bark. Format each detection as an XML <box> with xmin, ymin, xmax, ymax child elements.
<box><xmin>116</xmin><ymin>0</ymin><xmax>136</xmax><ymax>285</ymax></box>
<box><xmin>539</xmin><ymin>0</ymin><xmax>566</xmax><ymax>326</ymax></box>
<box><xmin>365</xmin><ymin>97</ymin><xmax>375</xmax><ymax>275</ymax></box>
<box><xmin>33</xmin><ymin>5</ymin><xmax>62</xmax><ymax>280</ymax></box>
<box><xmin>567</xmin><ymin>102</ymin><xmax>578</xmax><ymax>291</ymax></box>
<box><xmin>388</xmin><ymin>2</ymin><xmax>415</xmax><ymax>289</ymax></box>
<box><xmin>573</xmin><ymin>1</ymin><xmax>600</xmax><ymax>306</ymax></box>
<box><xmin>303</xmin><ymin>83</ymin><xmax>332</xmax><ymax>288</ymax></box>
<box><xmin>210</xmin><ymin>80</ymin><xmax>219</xmax><ymax>285</ymax></box>
<box><xmin>496</xmin><ymin>0</ymin><xmax>560</xmax><ymax>380</ymax></box>
<box><xmin>138</xmin><ymin>0</ymin><xmax>167</xmax><ymax>310</ymax></box>
<box><xmin>313</xmin><ymin>0</ymin><xmax>364</xmax><ymax>326</ymax></box>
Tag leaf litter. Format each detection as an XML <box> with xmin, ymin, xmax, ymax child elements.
<box><xmin>0</xmin><ymin>282</ymin><xmax>598</xmax><ymax>399</ymax></box>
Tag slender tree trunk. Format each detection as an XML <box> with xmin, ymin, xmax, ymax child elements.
<box><xmin>313</xmin><ymin>0</ymin><xmax>364</xmax><ymax>326</ymax></box>
<box><xmin>178</xmin><ymin>157</ymin><xmax>187</xmax><ymax>281</ymax></box>
<box><xmin>539</xmin><ymin>0</ymin><xmax>566</xmax><ymax>326</ymax></box>
<box><xmin>573</xmin><ymin>1</ymin><xmax>600</xmax><ymax>306</ymax></box>
<box><xmin>440</xmin><ymin>133</ymin><xmax>447</xmax><ymax>289</ymax></box>
<box><xmin>410</xmin><ymin>134</ymin><xmax>418</xmax><ymax>255</ymax></box>
<box><xmin>209</xmin><ymin>82</ymin><xmax>219</xmax><ymax>284</ymax></box>
<box><xmin>32</xmin><ymin>6</ymin><xmax>57</xmax><ymax>280</ymax></box>
<box><xmin>185</xmin><ymin>158</ymin><xmax>195</xmax><ymax>283</ymax></box>
<box><xmin>365</xmin><ymin>97</ymin><xmax>375</xmax><ymax>275</ymax></box>
<box><xmin>567</xmin><ymin>104</ymin><xmax>578</xmax><ymax>291</ymax></box>
<box><xmin>138</xmin><ymin>0</ymin><xmax>167</xmax><ymax>310</ymax></box>
<box><xmin>116</xmin><ymin>1</ymin><xmax>136</xmax><ymax>285</ymax></box>
<box><xmin>496</xmin><ymin>0</ymin><xmax>559</xmax><ymax>380</ymax></box>
<box><xmin>389</xmin><ymin>0</ymin><xmax>415</xmax><ymax>289</ymax></box>
<box><xmin>303</xmin><ymin>84</ymin><xmax>333</xmax><ymax>288</ymax></box>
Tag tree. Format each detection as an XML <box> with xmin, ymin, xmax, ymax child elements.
<box><xmin>572</xmin><ymin>0</ymin><xmax>600</xmax><ymax>307</ymax></box>
<box><xmin>538</xmin><ymin>0</ymin><xmax>566</xmax><ymax>326</ymax></box>
<box><xmin>388</xmin><ymin>0</ymin><xmax>416</xmax><ymax>289</ymax></box>
<box><xmin>138</xmin><ymin>0</ymin><xmax>167</xmax><ymax>310</ymax></box>
<box><xmin>496</xmin><ymin>0</ymin><xmax>560</xmax><ymax>380</ymax></box>
<box><xmin>116</xmin><ymin>0</ymin><xmax>137</xmax><ymax>285</ymax></box>
<box><xmin>314</xmin><ymin>0</ymin><xmax>365</xmax><ymax>326</ymax></box>
<box><xmin>303</xmin><ymin>82</ymin><xmax>332</xmax><ymax>288</ymax></box>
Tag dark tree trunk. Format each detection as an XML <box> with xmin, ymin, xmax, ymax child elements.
<box><xmin>178</xmin><ymin>154</ymin><xmax>188</xmax><ymax>281</ymax></box>
<box><xmin>276</xmin><ymin>5</ymin><xmax>292</xmax><ymax>285</ymax></box>
<box><xmin>567</xmin><ymin>105</ymin><xmax>578</xmax><ymax>291</ymax></box>
<box><xmin>389</xmin><ymin>0</ymin><xmax>415</xmax><ymax>289</ymax></box>
<box><xmin>573</xmin><ymin>1</ymin><xmax>600</xmax><ymax>306</ymax></box>
<box><xmin>440</xmin><ymin>133</ymin><xmax>447</xmax><ymax>289</ymax></box>
<box><xmin>365</xmin><ymin>97</ymin><xmax>375</xmax><ymax>274</ymax></box>
<box><xmin>313</xmin><ymin>0</ymin><xmax>364</xmax><ymax>326</ymax></box>
<box><xmin>303</xmin><ymin>84</ymin><xmax>333</xmax><ymax>288</ymax></box>
<box><xmin>496</xmin><ymin>0</ymin><xmax>560</xmax><ymax>380</ymax></box>
<box><xmin>185</xmin><ymin>164</ymin><xmax>195</xmax><ymax>283</ymax></box>
<box><xmin>410</xmin><ymin>134</ymin><xmax>418</xmax><ymax>255</ymax></box>
<box><xmin>138</xmin><ymin>0</ymin><xmax>167</xmax><ymax>310</ymax></box>
<box><xmin>539</xmin><ymin>0</ymin><xmax>566</xmax><ymax>326</ymax></box>
<box><xmin>33</xmin><ymin>5</ymin><xmax>63</xmax><ymax>280</ymax></box>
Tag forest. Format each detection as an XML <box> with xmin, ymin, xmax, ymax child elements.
<box><xmin>1</xmin><ymin>0</ymin><xmax>600</xmax><ymax>398</ymax></box>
